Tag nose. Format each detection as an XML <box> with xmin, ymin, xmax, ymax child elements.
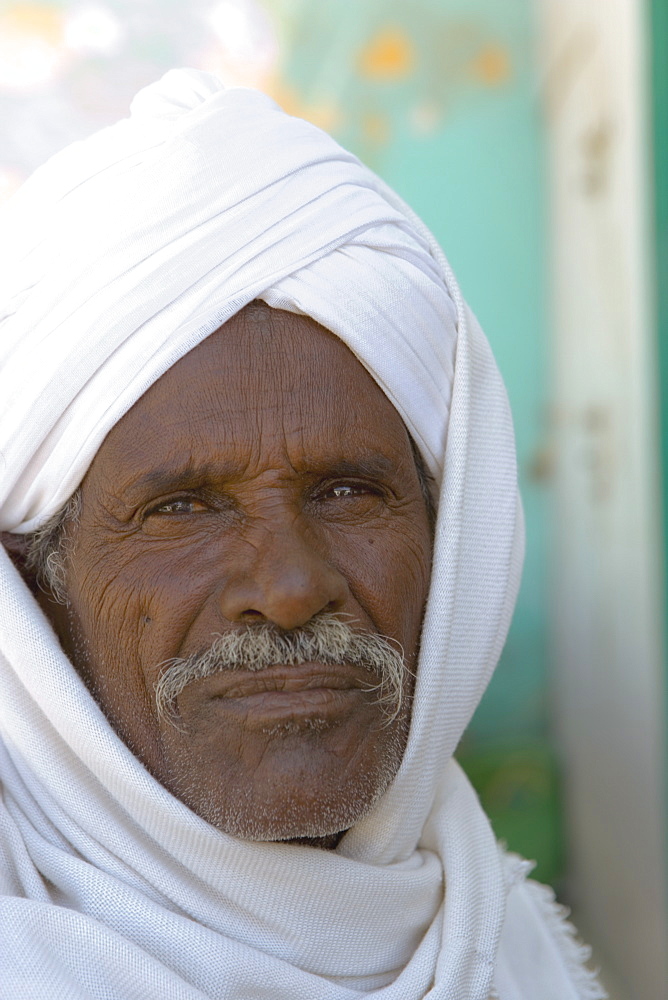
<box><xmin>218</xmin><ymin>518</ymin><xmax>350</xmax><ymax>630</ymax></box>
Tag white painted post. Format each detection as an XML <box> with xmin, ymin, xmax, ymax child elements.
<box><xmin>538</xmin><ymin>1</ymin><xmax>668</xmax><ymax>996</ymax></box>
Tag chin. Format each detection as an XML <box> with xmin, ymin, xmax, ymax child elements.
<box><xmin>206</xmin><ymin>787</ymin><xmax>387</xmax><ymax>843</ymax></box>
<box><xmin>169</xmin><ymin>753</ymin><xmax>403</xmax><ymax>843</ymax></box>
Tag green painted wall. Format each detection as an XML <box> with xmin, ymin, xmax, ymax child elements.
<box><xmin>650</xmin><ymin>0</ymin><xmax>668</xmax><ymax>850</ymax></box>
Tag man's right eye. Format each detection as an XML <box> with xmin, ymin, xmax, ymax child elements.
<box><xmin>145</xmin><ymin>498</ymin><xmax>207</xmax><ymax>516</ymax></box>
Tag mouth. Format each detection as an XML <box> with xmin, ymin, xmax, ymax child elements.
<box><xmin>185</xmin><ymin>662</ymin><xmax>372</xmax><ymax>728</ymax></box>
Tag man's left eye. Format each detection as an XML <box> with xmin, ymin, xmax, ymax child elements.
<box><xmin>148</xmin><ymin>498</ymin><xmax>206</xmax><ymax>516</ymax></box>
<box><xmin>325</xmin><ymin>484</ymin><xmax>374</xmax><ymax>499</ymax></box>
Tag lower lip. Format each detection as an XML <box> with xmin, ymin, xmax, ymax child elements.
<box><xmin>213</xmin><ymin>687</ymin><xmax>364</xmax><ymax>727</ymax></box>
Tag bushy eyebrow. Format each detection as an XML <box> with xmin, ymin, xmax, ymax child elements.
<box><xmin>123</xmin><ymin>463</ymin><xmax>224</xmax><ymax>501</ymax></box>
<box><xmin>121</xmin><ymin>454</ymin><xmax>397</xmax><ymax>502</ymax></box>
<box><xmin>311</xmin><ymin>457</ymin><xmax>395</xmax><ymax>480</ymax></box>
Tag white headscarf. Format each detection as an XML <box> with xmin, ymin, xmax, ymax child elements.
<box><xmin>0</xmin><ymin>70</ymin><xmax>605</xmax><ymax>999</ymax></box>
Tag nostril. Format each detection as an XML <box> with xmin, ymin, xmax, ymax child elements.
<box><xmin>218</xmin><ymin>555</ymin><xmax>351</xmax><ymax>629</ymax></box>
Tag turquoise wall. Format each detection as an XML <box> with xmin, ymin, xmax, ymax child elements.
<box><xmin>650</xmin><ymin>0</ymin><xmax>668</xmax><ymax>861</ymax></box>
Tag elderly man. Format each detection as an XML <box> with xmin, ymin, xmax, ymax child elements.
<box><xmin>0</xmin><ymin>70</ymin><xmax>604</xmax><ymax>999</ymax></box>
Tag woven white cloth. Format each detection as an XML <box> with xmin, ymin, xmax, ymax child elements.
<box><xmin>0</xmin><ymin>70</ymin><xmax>605</xmax><ymax>999</ymax></box>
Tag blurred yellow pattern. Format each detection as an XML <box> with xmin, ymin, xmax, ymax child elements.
<box><xmin>1</xmin><ymin>2</ymin><xmax>63</xmax><ymax>42</ymax></box>
<box><xmin>358</xmin><ymin>27</ymin><xmax>414</xmax><ymax>81</ymax></box>
<box><xmin>469</xmin><ymin>43</ymin><xmax>511</xmax><ymax>85</ymax></box>
<box><xmin>0</xmin><ymin>3</ymin><xmax>66</xmax><ymax>90</ymax></box>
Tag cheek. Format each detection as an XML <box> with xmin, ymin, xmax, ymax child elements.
<box><xmin>69</xmin><ymin>532</ymin><xmax>236</xmax><ymax>672</ymax></box>
<box><xmin>67</xmin><ymin>544</ymin><xmax>185</xmax><ymax>689</ymax></box>
<box><xmin>63</xmin><ymin>540</ymin><xmax>221</xmax><ymax>769</ymax></box>
<box><xmin>335</xmin><ymin>518</ymin><xmax>432</xmax><ymax>653</ymax></box>
<box><xmin>71</xmin><ymin>554</ymin><xmax>143</xmax><ymax>645</ymax></box>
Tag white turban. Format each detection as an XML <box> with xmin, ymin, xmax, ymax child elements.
<box><xmin>0</xmin><ymin>70</ymin><xmax>604</xmax><ymax>999</ymax></box>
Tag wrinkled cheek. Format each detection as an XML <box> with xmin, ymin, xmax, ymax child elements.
<box><xmin>393</xmin><ymin>532</ymin><xmax>432</xmax><ymax>607</ymax></box>
<box><xmin>74</xmin><ymin>560</ymin><xmax>170</xmax><ymax>659</ymax></box>
<box><xmin>349</xmin><ymin>533</ymin><xmax>431</xmax><ymax>655</ymax></box>
<box><xmin>63</xmin><ymin>568</ymin><xmax>173</xmax><ymax>772</ymax></box>
<box><xmin>71</xmin><ymin>574</ymin><xmax>141</xmax><ymax>668</ymax></box>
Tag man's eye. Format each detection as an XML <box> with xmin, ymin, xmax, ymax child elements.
<box><xmin>147</xmin><ymin>498</ymin><xmax>206</xmax><ymax>516</ymax></box>
<box><xmin>324</xmin><ymin>484</ymin><xmax>375</xmax><ymax>500</ymax></box>
<box><xmin>330</xmin><ymin>485</ymin><xmax>360</xmax><ymax>498</ymax></box>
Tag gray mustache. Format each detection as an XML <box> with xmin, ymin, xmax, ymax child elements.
<box><xmin>154</xmin><ymin>612</ymin><xmax>407</xmax><ymax>724</ymax></box>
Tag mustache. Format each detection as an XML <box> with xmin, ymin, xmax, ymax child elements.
<box><xmin>154</xmin><ymin>612</ymin><xmax>407</xmax><ymax>724</ymax></box>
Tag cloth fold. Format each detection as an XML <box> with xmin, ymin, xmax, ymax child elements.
<box><xmin>0</xmin><ymin>69</ymin><xmax>605</xmax><ymax>999</ymax></box>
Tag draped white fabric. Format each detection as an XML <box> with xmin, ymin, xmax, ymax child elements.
<box><xmin>0</xmin><ymin>70</ymin><xmax>605</xmax><ymax>999</ymax></box>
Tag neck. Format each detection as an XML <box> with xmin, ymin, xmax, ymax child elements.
<box><xmin>281</xmin><ymin>831</ymin><xmax>344</xmax><ymax>850</ymax></box>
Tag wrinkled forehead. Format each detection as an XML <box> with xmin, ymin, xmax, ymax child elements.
<box><xmin>91</xmin><ymin>304</ymin><xmax>419</xmax><ymax>495</ymax></box>
<box><xmin>126</xmin><ymin>302</ymin><xmax>400</xmax><ymax>420</ymax></box>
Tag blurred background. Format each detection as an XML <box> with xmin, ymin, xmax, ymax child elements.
<box><xmin>0</xmin><ymin>0</ymin><xmax>666</xmax><ymax>995</ymax></box>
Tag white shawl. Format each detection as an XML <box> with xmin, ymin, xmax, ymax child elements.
<box><xmin>0</xmin><ymin>70</ymin><xmax>605</xmax><ymax>1000</ymax></box>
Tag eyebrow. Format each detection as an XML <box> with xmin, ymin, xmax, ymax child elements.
<box><xmin>311</xmin><ymin>456</ymin><xmax>395</xmax><ymax>479</ymax></box>
<box><xmin>122</xmin><ymin>463</ymin><xmax>229</xmax><ymax>503</ymax></box>
<box><xmin>122</xmin><ymin>454</ymin><xmax>397</xmax><ymax>502</ymax></box>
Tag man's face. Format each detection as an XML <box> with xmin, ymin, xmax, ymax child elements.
<box><xmin>47</xmin><ymin>305</ymin><xmax>432</xmax><ymax>841</ymax></box>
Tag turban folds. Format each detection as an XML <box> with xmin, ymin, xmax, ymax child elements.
<box><xmin>0</xmin><ymin>70</ymin><xmax>604</xmax><ymax>999</ymax></box>
<box><xmin>0</xmin><ymin>68</ymin><xmax>456</xmax><ymax>534</ymax></box>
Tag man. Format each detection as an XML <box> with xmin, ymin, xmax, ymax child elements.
<box><xmin>0</xmin><ymin>70</ymin><xmax>604</xmax><ymax>998</ymax></box>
